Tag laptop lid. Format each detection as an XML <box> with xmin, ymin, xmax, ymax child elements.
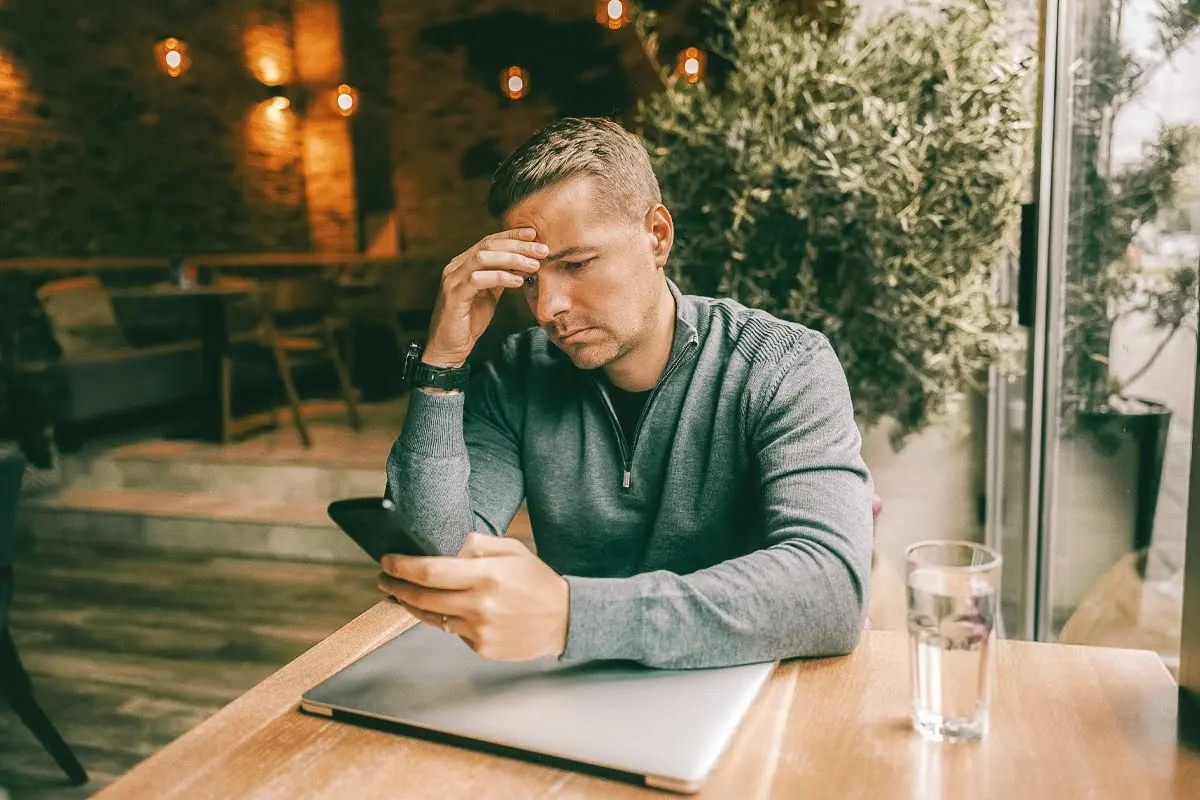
<box><xmin>300</xmin><ymin>623</ymin><xmax>775</xmax><ymax>793</ymax></box>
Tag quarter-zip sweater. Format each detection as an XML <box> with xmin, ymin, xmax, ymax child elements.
<box><xmin>386</xmin><ymin>280</ymin><xmax>874</xmax><ymax>669</ymax></box>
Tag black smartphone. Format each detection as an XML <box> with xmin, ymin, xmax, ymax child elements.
<box><xmin>327</xmin><ymin>497</ymin><xmax>440</xmax><ymax>561</ymax></box>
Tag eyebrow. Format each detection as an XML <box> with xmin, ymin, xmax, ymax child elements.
<box><xmin>543</xmin><ymin>245</ymin><xmax>596</xmax><ymax>262</ymax></box>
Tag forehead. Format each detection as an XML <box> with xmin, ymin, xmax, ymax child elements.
<box><xmin>504</xmin><ymin>176</ymin><xmax>620</xmax><ymax>245</ymax></box>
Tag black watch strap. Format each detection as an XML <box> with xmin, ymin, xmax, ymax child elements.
<box><xmin>404</xmin><ymin>343</ymin><xmax>471</xmax><ymax>391</ymax></box>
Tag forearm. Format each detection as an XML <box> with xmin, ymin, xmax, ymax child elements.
<box><xmin>562</xmin><ymin>533</ymin><xmax>868</xmax><ymax>669</ymax></box>
<box><xmin>385</xmin><ymin>389</ymin><xmax>486</xmax><ymax>556</ymax></box>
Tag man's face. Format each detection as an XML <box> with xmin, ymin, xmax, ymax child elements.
<box><xmin>504</xmin><ymin>176</ymin><xmax>667</xmax><ymax>371</ymax></box>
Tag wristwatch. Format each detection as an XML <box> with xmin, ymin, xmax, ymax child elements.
<box><xmin>403</xmin><ymin>342</ymin><xmax>471</xmax><ymax>392</ymax></box>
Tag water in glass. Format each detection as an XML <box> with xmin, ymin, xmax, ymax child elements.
<box><xmin>906</xmin><ymin>545</ymin><xmax>999</xmax><ymax>743</ymax></box>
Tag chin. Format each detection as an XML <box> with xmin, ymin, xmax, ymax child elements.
<box><xmin>560</xmin><ymin>340</ymin><xmax>620</xmax><ymax>371</ymax></box>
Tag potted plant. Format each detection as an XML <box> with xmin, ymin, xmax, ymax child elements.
<box><xmin>632</xmin><ymin>0</ymin><xmax>1031</xmax><ymax>548</ymax></box>
<box><xmin>1058</xmin><ymin>0</ymin><xmax>1198</xmax><ymax>571</ymax></box>
<box><xmin>633</xmin><ymin>0</ymin><xmax>1030</xmax><ymax>447</ymax></box>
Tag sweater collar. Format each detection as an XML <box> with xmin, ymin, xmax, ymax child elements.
<box><xmin>667</xmin><ymin>278</ymin><xmax>701</xmax><ymax>357</ymax></box>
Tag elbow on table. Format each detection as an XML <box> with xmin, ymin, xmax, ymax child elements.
<box><xmin>795</xmin><ymin>593</ymin><xmax>867</xmax><ymax>659</ymax></box>
<box><xmin>822</xmin><ymin>612</ymin><xmax>865</xmax><ymax>657</ymax></box>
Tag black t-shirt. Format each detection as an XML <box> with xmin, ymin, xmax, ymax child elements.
<box><xmin>603</xmin><ymin>379</ymin><xmax>653</xmax><ymax>448</ymax></box>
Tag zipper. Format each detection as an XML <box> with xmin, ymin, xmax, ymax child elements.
<box><xmin>596</xmin><ymin>338</ymin><xmax>698</xmax><ymax>491</ymax></box>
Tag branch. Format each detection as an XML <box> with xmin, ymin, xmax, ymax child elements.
<box><xmin>1119</xmin><ymin>26</ymin><xmax>1200</xmax><ymax>106</ymax></box>
<box><xmin>1119</xmin><ymin>321</ymin><xmax>1183</xmax><ymax>390</ymax></box>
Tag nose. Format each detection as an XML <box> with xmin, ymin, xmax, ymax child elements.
<box><xmin>531</xmin><ymin>274</ymin><xmax>571</xmax><ymax>327</ymax></box>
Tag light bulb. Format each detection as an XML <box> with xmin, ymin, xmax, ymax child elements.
<box><xmin>156</xmin><ymin>38</ymin><xmax>190</xmax><ymax>77</ymax></box>
<box><xmin>501</xmin><ymin>66</ymin><xmax>529</xmax><ymax>99</ymax></box>
<box><xmin>677</xmin><ymin>47</ymin><xmax>705</xmax><ymax>84</ymax></box>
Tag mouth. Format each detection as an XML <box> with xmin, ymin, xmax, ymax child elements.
<box><xmin>556</xmin><ymin>328</ymin><xmax>592</xmax><ymax>344</ymax></box>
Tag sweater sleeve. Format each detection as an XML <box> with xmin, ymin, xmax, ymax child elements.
<box><xmin>560</xmin><ymin>335</ymin><xmax>874</xmax><ymax>669</ymax></box>
<box><xmin>384</xmin><ymin>344</ymin><xmax>526</xmax><ymax>556</ymax></box>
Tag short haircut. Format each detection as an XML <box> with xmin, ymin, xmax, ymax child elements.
<box><xmin>486</xmin><ymin>117</ymin><xmax>662</xmax><ymax>221</ymax></box>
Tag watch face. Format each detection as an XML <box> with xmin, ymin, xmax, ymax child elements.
<box><xmin>403</xmin><ymin>344</ymin><xmax>422</xmax><ymax>384</ymax></box>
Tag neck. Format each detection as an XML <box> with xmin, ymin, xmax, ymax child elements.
<box><xmin>603</xmin><ymin>281</ymin><xmax>677</xmax><ymax>392</ymax></box>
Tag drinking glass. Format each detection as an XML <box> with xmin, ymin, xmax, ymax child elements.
<box><xmin>906</xmin><ymin>540</ymin><xmax>1002</xmax><ymax>742</ymax></box>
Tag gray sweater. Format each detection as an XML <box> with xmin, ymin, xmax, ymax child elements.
<box><xmin>386</xmin><ymin>280</ymin><xmax>874</xmax><ymax>669</ymax></box>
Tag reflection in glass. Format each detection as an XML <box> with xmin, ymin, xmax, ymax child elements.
<box><xmin>1049</xmin><ymin>0</ymin><xmax>1198</xmax><ymax>675</ymax></box>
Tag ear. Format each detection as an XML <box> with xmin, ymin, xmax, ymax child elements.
<box><xmin>646</xmin><ymin>204</ymin><xmax>674</xmax><ymax>269</ymax></box>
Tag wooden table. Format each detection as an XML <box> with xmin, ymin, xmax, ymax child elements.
<box><xmin>94</xmin><ymin>601</ymin><xmax>1200</xmax><ymax>799</ymax></box>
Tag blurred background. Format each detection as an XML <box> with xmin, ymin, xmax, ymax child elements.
<box><xmin>0</xmin><ymin>0</ymin><xmax>1196</xmax><ymax>796</ymax></box>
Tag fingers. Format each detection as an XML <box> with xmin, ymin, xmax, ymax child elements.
<box><xmin>441</xmin><ymin>252</ymin><xmax>538</xmax><ymax>301</ymax></box>
<box><xmin>377</xmin><ymin>573</ymin><xmax>475</xmax><ymax>617</ymax></box>
<box><xmin>483</xmin><ymin>227</ymin><xmax>539</xmax><ymax>244</ymax></box>
<box><xmin>481</xmin><ymin>236</ymin><xmax>550</xmax><ymax>260</ymax></box>
<box><xmin>463</xmin><ymin>270</ymin><xmax>526</xmax><ymax>291</ymax></box>
<box><xmin>474</xmin><ymin>247</ymin><xmax>542</xmax><ymax>273</ymax></box>
<box><xmin>445</xmin><ymin>230</ymin><xmax>545</xmax><ymax>286</ymax></box>
<box><xmin>380</xmin><ymin>553</ymin><xmax>482</xmax><ymax>589</ymax></box>
<box><xmin>391</xmin><ymin>598</ymin><xmax>475</xmax><ymax>645</ymax></box>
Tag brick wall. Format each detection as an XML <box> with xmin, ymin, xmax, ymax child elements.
<box><xmin>0</xmin><ymin>0</ymin><xmax>659</xmax><ymax>260</ymax></box>
<box><xmin>239</xmin><ymin>2</ymin><xmax>310</xmax><ymax>246</ymax></box>
<box><xmin>295</xmin><ymin>0</ymin><xmax>358</xmax><ymax>252</ymax></box>
<box><xmin>377</xmin><ymin>0</ymin><xmax>650</xmax><ymax>263</ymax></box>
<box><xmin>379</xmin><ymin>0</ymin><xmax>552</xmax><ymax>261</ymax></box>
<box><xmin>0</xmin><ymin>25</ymin><xmax>37</xmax><ymax>164</ymax></box>
<box><xmin>0</xmin><ymin>0</ymin><xmax>358</xmax><ymax>257</ymax></box>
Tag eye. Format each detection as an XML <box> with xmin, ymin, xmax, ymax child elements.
<box><xmin>562</xmin><ymin>259</ymin><xmax>590</xmax><ymax>272</ymax></box>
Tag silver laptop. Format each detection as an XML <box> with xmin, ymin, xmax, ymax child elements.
<box><xmin>299</xmin><ymin>623</ymin><xmax>775</xmax><ymax>793</ymax></box>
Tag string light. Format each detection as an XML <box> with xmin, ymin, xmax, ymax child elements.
<box><xmin>677</xmin><ymin>47</ymin><xmax>705</xmax><ymax>84</ymax></box>
<box><xmin>501</xmin><ymin>66</ymin><xmax>529</xmax><ymax>100</ymax></box>
<box><xmin>155</xmin><ymin>37</ymin><xmax>190</xmax><ymax>78</ymax></box>
<box><xmin>596</xmin><ymin>0</ymin><xmax>630</xmax><ymax>30</ymax></box>
<box><xmin>334</xmin><ymin>84</ymin><xmax>359</xmax><ymax>116</ymax></box>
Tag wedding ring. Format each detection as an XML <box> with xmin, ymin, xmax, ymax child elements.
<box><xmin>440</xmin><ymin>614</ymin><xmax>449</xmax><ymax>631</ymax></box>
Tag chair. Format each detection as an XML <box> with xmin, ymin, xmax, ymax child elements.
<box><xmin>334</xmin><ymin>261</ymin><xmax>442</xmax><ymax>369</ymax></box>
<box><xmin>15</xmin><ymin>277</ymin><xmax>203</xmax><ymax>448</ymax></box>
<box><xmin>219</xmin><ymin>276</ymin><xmax>362</xmax><ymax>448</ymax></box>
<box><xmin>0</xmin><ymin>446</ymin><xmax>88</xmax><ymax>786</ymax></box>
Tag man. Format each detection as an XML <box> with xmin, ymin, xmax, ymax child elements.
<box><xmin>381</xmin><ymin>117</ymin><xmax>873</xmax><ymax>670</ymax></box>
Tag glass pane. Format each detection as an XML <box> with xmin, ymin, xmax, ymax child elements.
<box><xmin>1047</xmin><ymin>0</ymin><xmax>1199</xmax><ymax>675</ymax></box>
<box><xmin>986</xmin><ymin>2</ymin><xmax>1042</xmax><ymax>642</ymax></box>
<box><xmin>860</xmin><ymin>0</ymin><xmax>1040</xmax><ymax>640</ymax></box>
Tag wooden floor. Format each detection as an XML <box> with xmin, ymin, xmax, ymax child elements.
<box><xmin>0</xmin><ymin>541</ymin><xmax>383</xmax><ymax>799</ymax></box>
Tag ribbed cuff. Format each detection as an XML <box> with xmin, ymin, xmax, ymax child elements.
<box><xmin>560</xmin><ymin>575</ymin><xmax>645</xmax><ymax>663</ymax></box>
<box><xmin>399</xmin><ymin>389</ymin><xmax>468</xmax><ymax>458</ymax></box>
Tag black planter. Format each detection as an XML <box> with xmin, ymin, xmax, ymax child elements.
<box><xmin>1077</xmin><ymin>397</ymin><xmax>1173</xmax><ymax>553</ymax></box>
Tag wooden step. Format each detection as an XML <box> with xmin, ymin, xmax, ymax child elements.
<box><xmin>23</xmin><ymin>488</ymin><xmax>372</xmax><ymax>565</ymax></box>
<box><xmin>59</xmin><ymin>452</ymin><xmax>384</xmax><ymax>506</ymax></box>
<box><xmin>22</xmin><ymin>487</ymin><xmax>536</xmax><ymax>563</ymax></box>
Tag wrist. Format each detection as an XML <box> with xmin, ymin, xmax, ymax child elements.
<box><xmin>405</xmin><ymin>342</ymin><xmax>471</xmax><ymax>392</ymax></box>
<box><xmin>421</xmin><ymin>348</ymin><xmax>467</xmax><ymax>369</ymax></box>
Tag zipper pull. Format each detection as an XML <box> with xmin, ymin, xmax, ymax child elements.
<box><xmin>623</xmin><ymin>470</ymin><xmax>631</xmax><ymax>489</ymax></box>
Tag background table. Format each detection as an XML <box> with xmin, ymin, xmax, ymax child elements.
<box><xmin>94</xmin><ymin>601</ymin><xmax>1200</xmax><ymax>799</ymax></box>
<box><xmin>107</xmin><ymin>284</ymin><xmax>252</xmax><ymax>442</ymax></box>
